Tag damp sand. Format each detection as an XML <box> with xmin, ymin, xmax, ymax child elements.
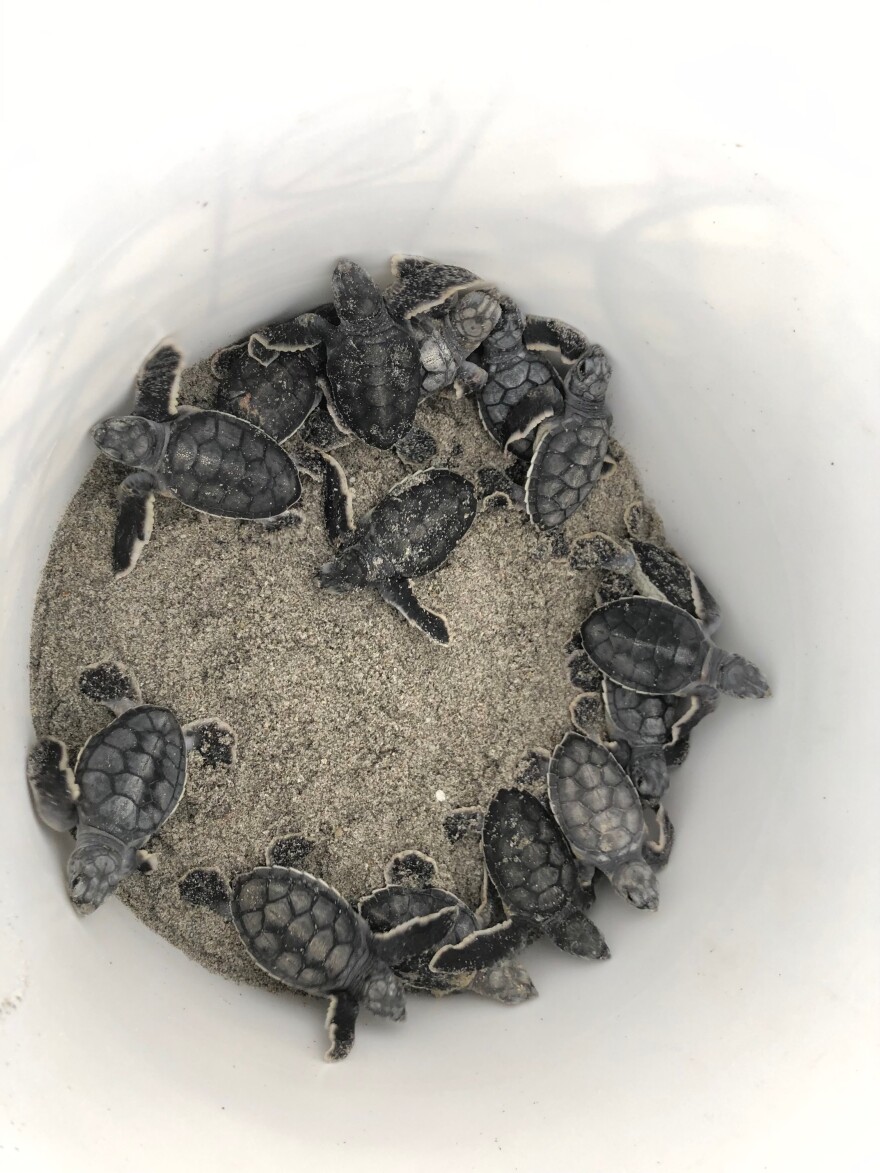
<box><xmin>29</xmin><ymin>357</ymin><xmax>662</xmax><ymax>991</ymax></box>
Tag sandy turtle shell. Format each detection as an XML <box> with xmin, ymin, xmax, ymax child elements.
<box><xmin>161</xmin><ymin>410</ymin><xmax>301</xmax><ymax>518</ymax></box>
<box><xmin>212</xmin><ymin>342</ymin><xmax>324</xmax><ymax>443</ymax></box>
<box><xmin>355</xmin><ymin>468</ymin><xmax>477</xmax><ymax>580</ymax></box>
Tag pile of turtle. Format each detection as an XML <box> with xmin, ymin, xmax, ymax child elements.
<box><xmin>27</xmin><ymin>256</ymin><xmax>770</xmax><ymax>1060</ymax></box>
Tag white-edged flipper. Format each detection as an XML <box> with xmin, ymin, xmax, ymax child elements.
<box><xmin>325</xmin><ymin>991</ymin><xmax>359</xmax><ymax>1062</ymax></box>
<box><xmin>378</xmin><ymin>576</ymin><xmax>450</xmax><ymax>645</ymax></box>
<box><xmin>248</xmin><ymin>313</ymin><xmax>330</xmax><ymax>364</ymax></box>
<box><xmin>318</xmin><ymin>451</ymin><xmax>355</xmax><ymax>542</ymax></box>
<box><xmin>27</xmin><ymin>737</ymin><xmax>79</xmax><ymax>832</ymax></box>
<box><xmin>112</xmin><ymin>474</ymin><xmax>156</xmax><ymax>578</ymax></box>
<box><xmin>429</xmin><ymin>917</ymin><xmax>533</xmax><ymax>974</ymax></box>
<box><xmin>373</xmin><ymin>905</ymin><xmax>458</xmax><ymax>968</ymax></box>
<box><xmin>503</xmin><ymin>390</ymin><xmax>562</xmax><ymax>454</ymax></box>
<box><xmin>385</xmin><ymin>255</ymin><xmax>489</xmax><ymax>319</ymax></box>
<box><xmin>522</xmin><ymin>315</ymin><xmax>589</xmax><ymax>363</ymax></box>
<box><xmin>134</xmin><ymin>341</ymin><xmax>183</xmax><ymax>420</ymax></box>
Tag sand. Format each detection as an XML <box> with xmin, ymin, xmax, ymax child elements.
<box><xmin>29</xmin><ymin>356</ymin><xmax>661</xmax><ymax>991</ymax></box>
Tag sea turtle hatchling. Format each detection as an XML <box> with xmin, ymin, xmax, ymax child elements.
<box><xmin>476</xmin><ymin>296</ymin><xmax>580</xmax><ymax>458</ymax></box>
<box><xmin>582</xmin><ymin>597</ymin><xmax>771</xmax><ymax>699</ymax></box>
<box><xmin>27</xmin><ymin>662</ymin><xmax>235</xmax><ymax>914</ymax></box>
<box><xmin>524</xmin><ymin>344</ymin><xmax>614</xmax><ymax>531</ymax></box>
<box><xmin>548</xmin><ymin>732</ymin><xmax>660</xmax><ymax>911</ymax></box>
<box><xmin>316</xmin><ymin>460</ymin><xmax>477</xmax><ymax>644</ymax></box>
<box><xmin>210</xmin><ymin>305</ymin><xmax>337</xmax><ymax>443</ymax></box>
<box><xmin>410</xmin><ymin>289</ymin><xmax>502</xmax><ymax>397</ymax></box>
<box><xmin>91</xmin><ymin>342</ymin><xmax>303</xmax><ymax>577</ymax></box>
<box><xmin>570</xmin><ymin>510</ymin><xmax>722</xmax><ymax>634</ymax></box>
<box><xmin>179</xmin><ymin>857</ymin><xmax>457</xmax><ymax>1061</ymax></box>
<box><xmin>247</xmin><ymin>256</ymin><xmax>489</xmax><ymax>458</ymax></box>
<box><xmin>429</xmin><ymin>788</ymin><xmax>609</xmax><ymax>978</ymax></box>
<box><xmin>358</xmin><ymin>850</ymin><xmax>536</xmax><ymax>1004</ymax></box>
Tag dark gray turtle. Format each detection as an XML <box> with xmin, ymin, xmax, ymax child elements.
<box><xmin>317</xmin><ymin>462</ymin><xmax>477</xmax><ymax>644</ymax></box>
<box><xmin>27</xmin><ymin>662</ymin><xmax>235</xmax><ymax>914</ymax></box>
<box><xmin>430</xmin><ymin>788</ymin><xmax>609</xmax><ymax>978</ymax></box>
<box><xmin>91</xmin><ymin>342</ymin><xmax>302</xmax><ymax>577</ymax></box>
<box><xmin>476</xmin><ymin>297</ymin><xmax>579</xmax><ymax>458</ymax></box>
<box><xmin>410</xmin><ymin>289</ymin><xmax>502</xmax><ymax>397</ymax></box>
<box><xmin>358</xmin><ymin>850</ymin><xmax>536</xmax><ymax>1004</ymax></box>
<box><xmin>210</xmin><ymin>323</ymin><xmax>330</xmax><ymax>444</ymax></box>
<box><xmin>180</xmin><ymin>860</ymin><xmax>456</xmax><ymax>1061</ymax></box>
<box><xmin>247</xmin><ymin>256</ymin><xmax>488</xmax><ymax>455</ymax></box>
<box><xmin>570</xmin><ymin>510</ymin><xmax>722</xmax><ymax>634</ymax></box>
<box><xmin>548</xmin><ymin>732</ymin><xmax>659</xmax><ymax>910</ymax></box>
<box><xmin>582</xmin><ymin>598</ymin><xmax>771</xmax><ymax>698</ymax></box>
<box><xmin>524</xmin><ymin>344</ymin><xmax>614</xmax><ymax>531</ymax></box>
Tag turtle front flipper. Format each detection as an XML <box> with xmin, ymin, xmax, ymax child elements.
<box><xmin>373</xmin><ymin>905</ymin><xmax>458</xmax><ymax>969</ymax></box>
<box><xmin>178</xmin><ymin>867</ymin><xmax>234</xmax><ymax>919</ymax></box>
<box><xmin>133</xmin><ymin>341</ymin><xmax>183</xmax><ymax>421</ymax></box>
<box><xmin>393</xmin><ymin>424</ymin><xmax>438</xmax><ymax>467</ymax></box>
<box><xmin>27</xmin><ymin>737</ymin><xmax>79</xmax><ymax>832</ymax></box>
<box><xmin>325</xmin><ymin>991</ymin><xmax>359</xmax><ymax>1062</ymax></box>
<box><xmin>113</xmin><ymin>473</ymin><xmax>157</xmax><ymax>578</ymax></box>
<box><xmin>182</xmin><ymin>719</ymin><xmax>237</xmax><ymax>767</ymax></box>
<box><xmin>503</xmin><ymin>388</ymin><xmax>562</xmax><ymax>454</ymax></box>
<box><xmin>385</xmin><ymin>255</ymin><xmax>489</xmax><ymax>319</ymax></box>
<box><xmin>247</xmin><ymin>313</ymin><xmax>330</xmax><ymax>366</ymax></box>
<box><xmin>429</xmin><ymin>916</ymin><xmax>533</xmax><ymax>975</ymax></box>
<box><xmin>642</xmin><ymin>802</ymin><xmax>675</xmax><ymax>870</ymax></box>
<box><xmin>522</xmin><ymin>315</ymin><xmax>589</xmax><ymax>364</ymax></box>
<box><xmin>545</xmin><ymin>902</ymin><xmax>610</xmax><ymax>959</ymax></box>
<box><xmin>378</xmin><ymin>576</ymin><xmax>450</xmax><ymax>645</ymax></box>
<box><xmin>317</xmin><ymin>452</ymin><xmax>355</xmax><ymax>543</ymax></box>
<box><xmin>693</xmin><ymin>572</ymin><xmax>723</xmax><ymax>635</ymax></box>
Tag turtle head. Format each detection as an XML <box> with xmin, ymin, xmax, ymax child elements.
<box><xmin>67</xmin><ymin>840</ymin><xmax>126</xmax><ymax>914</ymax></box>
<box><xmin>469</xmin><ymin>957</ymin><xmax>538</xmax><ymax>1005</ymax></box>
<box><xmin>317</xmin><ymin>546</ymin><xmax>368</xmax><ymax>594</ymax></box>
<box><xmin>362</xmin><ymin>964</ymin><xmax>406</xmax><ymax>1021</ymax></box>
<box><xmin>715</xmin><ymin>653</ymin><xmax>772</xmax><ymax>699</ymax></box>
<box><xmin>91</xmin><ymin>415</ymin><xmax>165</xmax><ymax>470</ymax></box>
<box><xmin>564</xmin><ymin>344</ymin><xmax>612</xmax><ymax>410</ymax></box>
<box><xmin>332</xmin><ymin>260</ymin><xmax>384</xmax><ymax>322</ymax></box>
<box><xmin>612</xmin><ymin>860</ymin><xmax>659</xmax><ymax>911</ymax></box>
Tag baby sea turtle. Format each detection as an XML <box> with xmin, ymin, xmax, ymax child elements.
<box><xmin>247</xmin><ymin>256</ymin><xmax>487</xmax><ymax>455</ymax></box>
<box><xmin>430</xmin><ymin>788</ymin><xmax>609</xmax><ymax>977</ymax></box>
<box><xmin>317</xmin><ymin>461</ymin><xmax>477</xmax><ymax>644</ymax></box>
<box><xmin>582</xmin><ymin>598</ymin><xmax>771</xmax><ymax>698</ymax></box>
<box><xmin>92</xmin><ymin>342</ymin><xmax>302</xmax><ymax>576</ymax></box>
<box><xmin>524</xmin><ymin>344</ymin><xmax>614</xmax><ymax>531</ymax></box>
<box><xmin>179</xmin><ymin>858</ymin><xmax>456</xmax><ymax>1061</ymax></box>
<box><xmin>27</xmin><ymin>662</ymin><xmax>235</xmax><ymax>914</ymax></box>
<box><xmin>358</xmin><ymin>850</ymin><xmax>536</xmax><ymax>1004</ymax></box>
<box><xmin>570</xmin><ymin>508</ymin><xmax>722</xmax><ymax>634</ymax></box>
<box><xmin>548</xmin><ymin>732</ymin><xmax>659</xmax><ymax>910</ymax></box>
<box><xmin>476</xmin><ymin>297</ymin><xmax>575</xmax><ymax>458</ymax></box>
<box><xmin>411</xmin><ymin>290</ymin><xmax>502</xmax><ymax>396</ymax></box>
<box><xmin>600</xmin><ymin>681</ymin><xmax>690</xmax><ymax>799</ymax></box>
<box><xmin>211</xmin><ymin>311</ymin><xmax>333</xmax><ymax>443</ymax></box>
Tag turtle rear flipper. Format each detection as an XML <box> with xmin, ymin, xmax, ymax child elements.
<box><xmin>178</xmin><ymin>868</ymin><xmax>233</xmax><ymax>919</ymax></box>
<box><xmin>522</xmin><ymin>315</ymin><xmax>589</xmax><ymax>363</ymax></box>
<box><xmin>393</xmin><ymin>424</ymin><xmax>437</xmax><ymax>467</ymax></box>
<box><xmin>469</xmin><ymin>957</ymin><xmax>538</xmax><ymax>1005</ymax></box>
<box><xmin>545</xmin><ymin>903</ymin><xmax>610</xmax><ymax>959</ymax></box>
<box><xmin>385</xmin><ymin>255</ymin><xmax>488</xmax><ymax>319</ymax></box>
<box><xmin>325</xmin><ymin>991</ymin><xmax>359</xmax><ymax>1063</ymax></box>
<box><xmin>378</xmin><ymin>577</ymin><xmax>449</xmax><ymax>645</ymax></box>
<box><xmin>248</xmin><ymin>313</ymin><xmax>330</xmax><ymax>365</ymax></box>
<box><xmin>374</xmin><ymin>905</ymin><xmax>458</xmax><ymax>969</ymax></box>
<box><xmin>133</xmin><ymin>341</ymin><xmax>183</xmax><ymax>421</ymax></box>
<box><xmin>182</xmin><ymin>719</ymin><xmax>237</xmax><ymax>767</ymax></box>
<box><xmin>429</xmin><ymin>916</ymin><xmax>533</xmax><ymax>975</ymax></box>
<box><xmin>113</xmin><ymin>475</ymin><xmax>156</xmax><ymax>578</ymax></box>
<box><xmin>27</xmin><ymin>737</ymin><xmax>78</xmax><ymax>832</ymax></box>
<box><xmin>78</xmin><ymin>661</ymin><xmax>142</xmax><ymax>713</ymax></box>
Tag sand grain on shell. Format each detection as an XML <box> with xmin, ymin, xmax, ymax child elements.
<box><xmin>29</xmin><ymin>357</ymin><xmax>662</xmax><ymax>991</ymax></box>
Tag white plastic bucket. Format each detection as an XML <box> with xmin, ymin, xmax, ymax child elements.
<box><xmin>1</xmin><ymin>8</ymin><xmax>878</xmax><ymax>1171</ymax></box>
